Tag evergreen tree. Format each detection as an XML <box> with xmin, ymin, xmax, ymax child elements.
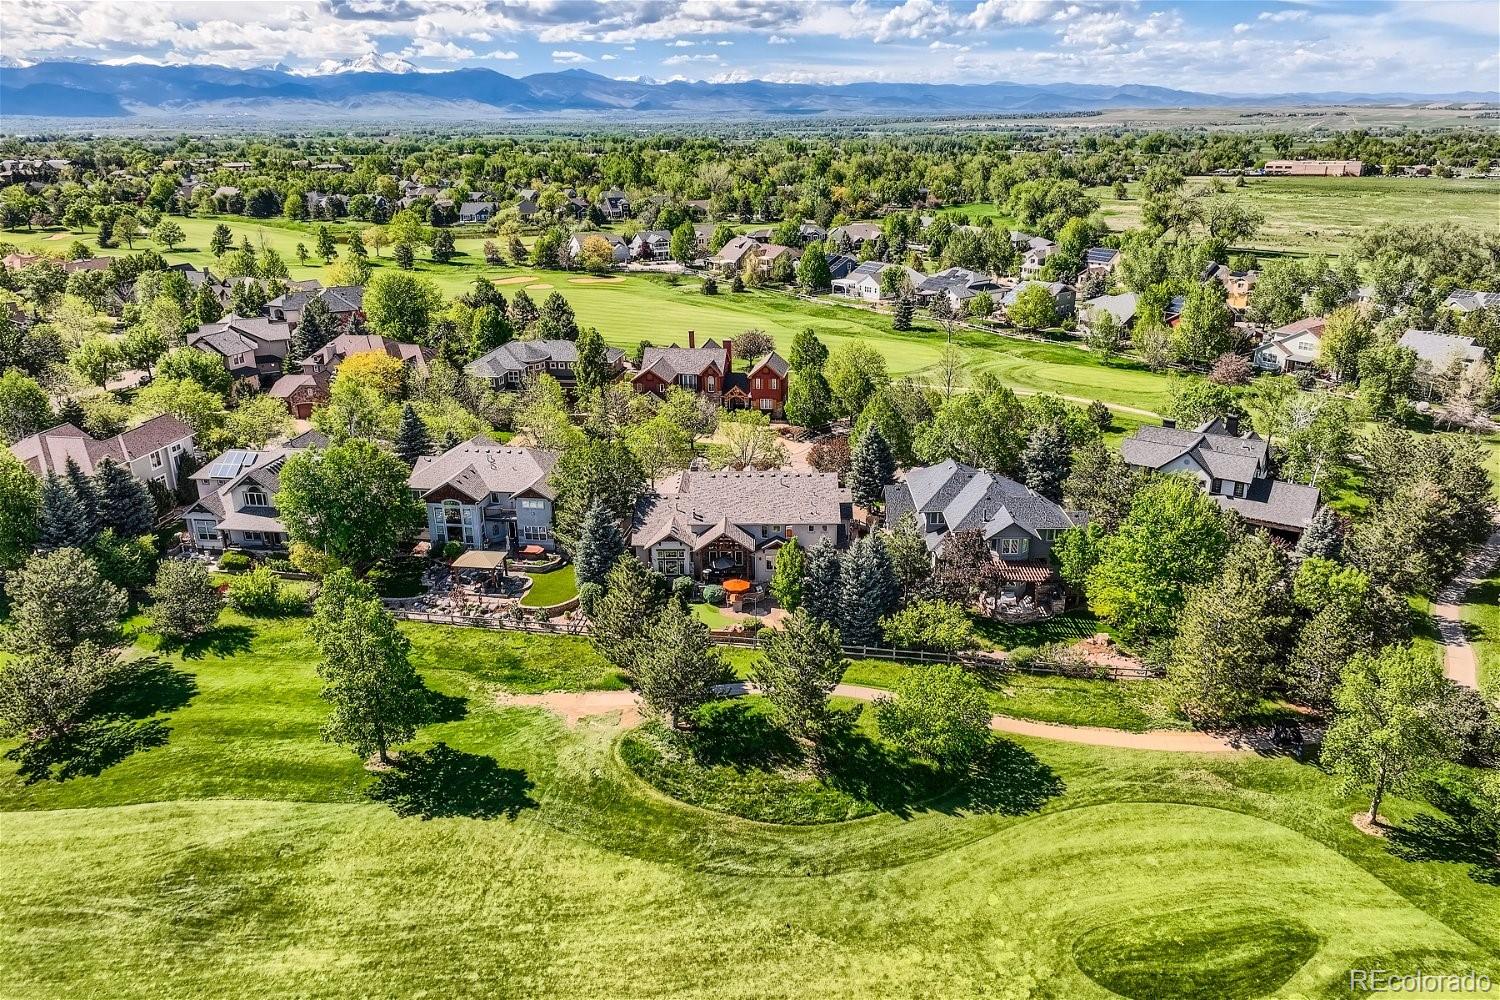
<box><xmin>535</xmin><ymin>291</ymin><xmax>579</xmax><ymax>341</ymax></box>
<box><xmin>573</xmin><ymin>326</ymin><xmax>610</xmax><ymax>396</ymax></box>
<box><xmin>438</xmin><ymin>428</ymin><xmax>461</xmax><ymax>453</ymax></box>
<box><xmin>394</xmin><ymin>242</ymin><xmax>415</xmax><ymax>270</ymax></box>
<box><xmin>800</xmin><ymin>538</ymin><xmax>843</xmax><ymax>630</ymax></box>
<box><xmin>468</xmin><ymin>303</ymin><xmax>512</xmax><ymax>359</ymax></box>
<box><xmin>92</xmin><ymin>457</ymin><xmax>155</xmax><ymax>538</ymax></box>
<box><xmin>394</xmin><ymin>404</ymin><xmax>433</xmax><ymax>466</ymax></box>
<box><xmin>36</xmin><ymin>475</ymin><xmax>90</xmax><ymax>551</ymax></box>
<box><xmin>588</xmin><ymin>556</ymin><xmax>668</xmax><ymax>677</ymax></box>
<box><xmin>788</xmin><ymin>328</ymin><xmax>829</xmax><ymax>372</ymax></box>
<box><xmin>1022</xmin><ymin>421</ymin><xmax>1070</xmax><ymax>503</ymax></box>
<box><xmin>510</xmin><ymin>288</ymin><xmax>539</xmax><ymax>334</ymax></box>
<box><xmin>315</xmin><ymin>225</ymin><xmax>338</xmax><ymax>263</ymax></box>
<box><xmin>573</xmin><ymin>499</ymin><xmax>625</xmax><ymax>589</ymax></box>
<box><xmin>635</xmin><ymin>600</ymin><xmax>726</xmax><ymax>729</ymax></box>
<box><xmin>63</xmin><ymin>458</ymin><xmax>99</xmax><ymax>541</ymax></box>
<box><xmin>848</xmin><ymin>426</ymin><xmax>895</xmax><ymax>510</ymax></box>
<box><xmin>839</xmin><ymin>533</ymin><xmax>900</xmax><ymax>646</ymax></box>
<box><xmin>429</xmin><ymin>229</ymin><xmax>455</xmax><ymax>263</ymax></box>
<box><xmin>752</xmin><ymin>609</ymin><xmax>847</xmax><ymax>743</ymax></box>
<box><xmin>292</xmin><ymin>296</ymin><xmax>334</xmax><ymax>359</ymax></box>
<box><xmin>892</xmin><ymin>294</ymin><xmax>915</xmax><ymax>332</ymax></box>
<box><xmin>1294</xmin><ymin>506</ymin><xmax>1344</xmax><ymax>562</ymax></box>
<box><xmin>194</xmin><ymin>282</ymin><xmax>223</xmax><ymax>325</ymax></box>
<box><xmin>769</xmin><ymin>536</ymin><xmax>805</xmax><ymax>611</ymax></box>
<box><xmin>208</xmin><ymin>223</ymin><xmax>232</xmax><ymax>257</ymax></box>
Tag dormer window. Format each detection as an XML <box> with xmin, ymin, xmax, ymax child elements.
<box><xmin>1233</xmin><ymin>481</ymin><xmax>1246</xmax><ymax>499</ymax></box>
<box><xmin>243</xmin><ymin>487</ymin><xmax>268</xmax><ymax>507</ymax></box>
<box><xmin>925</xmin><ymin>511</ymin><xmax>944</xmax><ymax>530</ymax></box>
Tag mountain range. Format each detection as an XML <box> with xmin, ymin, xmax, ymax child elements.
<box><xmin>1</xmin><ymin>61</ymin><xmax>1494</xmax><ymax>120</ymax></box>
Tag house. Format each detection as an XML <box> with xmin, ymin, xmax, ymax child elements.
<box><xmin>466</xmin><ymin>339</ymin><xmax>626</xmax><ymax>391</ymax></box>
<box><xmin>832</xmin><ymin>261</ymin><xmax>923</xmax><ymax>302</ymax></box>
<box><xmin>1397</xmin><ymin>329</ymin><xmax>1487</xmax><ymax>384</ymax></box>
<box><xmin>918</xmin><ymin>267</ymin><xmax>1004</xmax><ymax>310</ymax></box>
<box><xmin>692</xmin><ymin>223</ymin><xmax>716</xmax><ymax>252</ymax></box>
<box><xmin>11</xmin><ymin>414</ymin><xmax>196</xmax><ymax>494</ymax></box>
<box><xmin>187</xmin><ymin>314</ymin><xmax>294</xmax><ymax>385</ymax></box>
<box><xmin>711</xmin><ymin>234</ymin><xmax>761</xmax><ymax>273</ymax></box>
<box><xmin>1008</xmin><ymin>231</ymin><xmax>1053</xmax><ymax>253</ymax></box>
<box><xmin>265</xmin><ymin>284</ymin><xmax>365</xmax><ymax>329</ymax></box>
<box><xmin>1078</xmin><ymin>293</ymin><xmax>1138</xmax><ymax>334</ymax></box>
<box><xmin>1120</xmin><ymin>417</ymin><xmax>1321</xmax><ymax>537</ymax></box>
<box><xmin>1202</xmin><ymin>263</ymin><xmax>1258</xmax><ymax>310</ymax></box>
<box><xmin>826</xmin><ymin>253</ymin><xmax>860</xmax><ymax>281</ymax></box>
<box><xmin>724</xmin><ymin>352</ymin><xmax>790</xmax><ymax>416</ymax></box>
<box><xmin>598</xmin><ymin>189</ymin><xmax>631</xmax><ymax>219</ymax></box>
<box><xmin>883</xmin><ymin>459</ymin><xmax>1078</xmax><ymax>599</ymax></box>
<box><xmin>1443</xmin><ymin>289</ymin><xmax>1500</xmax><ymax>313</ymax></box>
<box><xmin>408</xmin><ymin>439</ymin><xmax>559</xmax><ymax>552</ymax></box>
<box><xmin>753</xmin><ymin>244</ymin><xmax>802</xmax><ymax>277</ymax></box>
<box><xmin>459</xmin><ymin>201</ymin><xmax>499</xmax><ymax>224</ymax></box>
<box><xmin>1019</xmin><ymin>241</ymin><xmax>1059</xmax><ymax>279</ymax></box>
<box><xmin>268</xmin><ymin>370</ymin><xmax>332</xmax><ymax>420</ymax></box>
<box><xmin>1263</xmin><ymin>160</ymin><xmax>1364</xmax><ymax>177</ymax></box>
<box><xmin>631</xmin><ymin>470</ymin><xmax>852</xmax><ymax>584</ymax></box>
<box><xmin>1000</xmin><ymin>281</ymin><xmax>1076</xmax><ymax>319</ymax></box>
<box><xmin>632</xmin><ymin>333</ymin><xmax>732</xmax><ymax>404</ymax></box>
<box><xmin>628</xmin><ymin>229</ymin><xmax>672</xmax><ymax>262</ymax></box>
<box><xmin>566</xmin><ymin>232</ymin><xmax>628</xmax><ymax>264</ymax></box>
<box><xmin>1083</xmin><ymin>247</ymin><xmax>1120</xmax><ymax>274</ymax></box>
<box><xmin>517</xmin><ymin>195</ymin><xmax>540</xmax><ymax>221</ymax></box>
<box><xmin>266</xmin><ymin>333</ymin><xmax>433</xmax><ymax>417</ymax></box>
<box><xmin>182</xmin><ymin>443</ymin><xmax>318</xmax><ymax>552</ymax></box>
<box><xmin>1253</xmin><ymin>317</ymin><xmax>1328</xmax><ymax>374</ymax></box>
<box><xmin>828</xmin><ymin>222</ymin><xmax>883</xmax><ymax>250</ymax></box>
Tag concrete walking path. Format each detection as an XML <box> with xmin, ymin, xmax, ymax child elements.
<box><xmin>499</xmin><ymin>680</ymin><xmax>1254</xmax><ymax>754</ymax></box>
<box><xmin>1431</xmin><ymin>525</ymin><xmax>1500</xmax><ymax>689</ymax></box>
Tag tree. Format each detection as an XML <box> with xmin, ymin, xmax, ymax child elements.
<box><xmin>1173</xmin><ymin>282</ymin><xmax>1235</xmax><ymax>364</ymax></box>
<box><xmin>551</xmin><ymin>439</ymin><xmax>645</xmax><ymax>549</ymax></box>
<box><xmin>151</xmin><ymin>220</ymin><xmax>185</xmax><ymax>251</ymax></box>
<box><xmin>574</xmin><ymin>498</ymin><xmax>625</xmax><ymax>589</ymax></box>
<box><xmin>315</xmin><ymin>225</ymin><xmax>338</xmax><ymax>264</ymax></box>
<box><xmin>135</xmin><ymin>377</ymin><xmax>225</xmax><ymax>437</ymax></box>
<box><xmin>147</xmin><ymin>557</ymin><xmax>222</xmax><ymax>641</ymax></box>
<box><xmin>800</xmin><ymin>538</ymin><xmax>843</xmax><ymax>630</ymax></box>
<box><xmin>393</xmin><ymin>242</ymin><xmax>415</xmax><ymax>271</ymax></box>
<box><xmin>752</xmin><ymin>609</ymin><xmax>847</xmax><ymax>742</ymax></box>
<box><xmin>3</xmin><ymin>547</ymin><xmax>126</xmax><ymax>661</ymax></box>
<box><xmin>875</xmin><ymin>663</ymin><xmax>989</xmax><ymax>771</ymax></box>
<box><xmin>337</xmin><ymin>350</ymin><xmax>407</xmax><ymax>399</ymax></box>
<box><xmin>1021</xmin><ymin>421</ymin><xmax>1070</xmax><ymax>503</ymax></box>
<box><xmin>839</xmin><ymin>533</ymin><xmax>900</xmax><ymax>646</ymax></box>
<box><xmin>208</xmin><ymin>223</ymin><xmax>232</xmax><ymax>257</ymax></box>
<box><xmin>1165</xmin><ymin>377</ymin><xmax>1235</xmax><ymax>427</ymax></box>
<box><xmin>1007</xmin><ymin>283</ymin><xmax>1058</xmax><ymax>330</ymax></box>
<box><xmin>0</xmin><ymin>453</ymin><xmax>40</xmax><ymax>569</ymax></box>
<box><xmin>784</xmin><ymin>369</ymin><xmax>833</xmax><ymax>429</ymax></box>
<box><xmin>310</xmin><ymin>570</ymin><xmax>433</xmax><ymax>766</ymax></box>
<box><xmin>1087</xmin><ymin>476</ymin><xmax>1231</xmax><ymax>644</ymax></box>
<box><xmin>848</xmin><ymin>425</ymin><xmax>895</xmax><ymax>509</ymax></box>
<box><xmin>769</xmin><ymin>536</ymin><xmax>805</xmax><ymax>611</ymax></box>
<box><xmin>157</xmin><ymin>347</ymin><xmax>233</xmax><ymax>395</ymax></box>
<box><xmin>1084</xmin><ymin>309</ymin><xmax>1121</xmax><ymax>359</ymax></box>
<box><xmin>1294</xmin><ymin>506</ymin><xmax>1344</xmax><ymax>562</ymax></box>
<box><xmin>92</xmin><ymin>457</ymin><xmax>154</xmax><ymax>538</ymax></box>
<box><xmin>1323</xmin><ymin>645</ymin><xmax>1453</xmax><ymax>826</ymax></box>
<box><xmin>1317</xmin><ymin>306</ymin><xmax>1372</xmax><ymax>382</ymax></box>
<box><xmin>364</xmin><ymin>271</ymin><xmax>442</xmax><ymax>343</ymax></box>
<box><xmin>892</xmin><ymin>294</ymin><xmax>915</xmax><ymax>332</ymax></box>
<box><xmin>797</xmin><ymin>243</ymin><xmax>832</xmax><ymax>292</ymax></box>
<box><xmin>276</xmin><ymin>440</ymin><xmax>425</xmax><ymax>574</ymax></box>
<box><xmin>787</xmin><ymin>328</ymin><xmax>829</xmax><ymax>373</ymax></box>
<box><xmin>70</xmin><ymin>337</ymin><xmax>124</xmax><ymax>388</ymax></box>
<box><xmin>880</xmin><ymin>600</ymin><xmax>975</xmax><ymax>654</ymax></box>
<box><xmin>393</xmin><ymin>403</ymin><xmax>433</xmax><ymax>466</ymax></box>
<box><xmin>429</xmin><ymin>229</ymin><xmax>455</xmax><ymax>264</ymax></box>
<box><xmin>37</xmin><ymin>475</ymin><xmax>91</xmax><ymax>552</ymax></box>
<box><xmin>635</xmin><ymin>600</ymin><xmax>726</xmax><ymax>729</ymax></box>
<box><xmin>668</xmin><ymin>222</ymin><xmax>697</xmax><ymax>266</ymax></box>
<box><xmin>587</xmin><ymin>556</ymin><xmax>668</xmax><ymax>676</ymax></box>
<box><xmin>824</xmin><ymin>342</ymin><xmax>889</xmax><ymax>419</ymax></box>
<box><xmin>913</xmin><ymin>373</ymin><xmax>1026</xmax><ymax>474</ymax></box>
<box><xmin>572</xmin><ymin>325</ymin><xmax>610</xmax><ymax>397</ymax></box>
<box><xmin>535</xmin><ymin>291</ymin><xmax>579</xmax><ymax>341</ymax></box>
<box><xmin>63</xmin><ymin>458</ymin><xmax>100</xmax><ymax>541</ymax></box>
<box><xmin>1166</xmin><ymin>535</ymin><xmax>1293</xmax><ymax>724</ymax></box>
<box><xmin>0</xmin><ymin>369</ymin><xmax>52</xmax><ymax>444</ymax></box>
<box><xmin>733</xmin><ymin>330</ymin><xmax>775</xmax><ymax>361</ymax></box>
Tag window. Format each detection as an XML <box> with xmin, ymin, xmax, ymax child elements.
<box><xmin>925</xmin><ymin>511</ymin><xmax>944</xmax><ymax>530</ymax></box>
<box><xmin>706</xmin><ymin>376</ymin><xmax>717</xmax><ymax>390</ymax></box>
<box><xmin>1210</xmin><ymin>478</ymin><xmax>1222</xmax><ymax>494</ymax></box>
<box><xmin>442</xmin><ymin>500</ymin><xmax>464</xmax><ymax>539</ymax></box>
<box><xmin>243</xmin><ymin>487</ymin><xmax>268</xmax><ymax>508</ymax></box>
<box><xmin>1039</xmin><ymin>528</ymin><xmax>1061</xmax><ymax>542</ymax></box>
<box><xmin>192</xmin><ymin>521</ymin><xmax>219</xmax><ymax>542</ymax></box>
<box><xmin>680</xmin><ymin>374</ymin><xmax>698</xmax><ymax>389</ymax></box>
<box><xmin>171</xmin><ymin>444</ymin><xmax>182</xmax><ymax>454</ymax></box>
<box><xmin>769</xmin><ymin>378</ymin><xmax>778</xmax><ymax>390</ymax></box>
<box><xmin>521</xmin><ymin>524</ymin><xmax>552</xmax><ymax>541</ymax></box>
<box><xmin>767</xmin><ymin>525</ymin><xmax>783</xmax><ymax>537</ymax></box>
<box><xmin>999</xmin><ymin>537</ymin><xmax>1028</xmax><ymax>557</ymax></box>
<box><xmin>520</xmin><ymin>498</ymin><xmax>546</xmax><ymax>510</ymax></box>
<box><xmin>150</xmin><ymin>451</ymin><xmax>163</xmax><ymax>468</ymax></box>
<box><xmin>656</xmin><ymin>549</ymin><xmax>687</xmax><ymax>576</ymax></box>
<box><xmin>759</xmin><ymin>398</ymin><xmax>772</xmax><ymax>411</ymax></box>
<box><xmin>1233</xmin><ymin>481</ymin><xmax>1246</xmax><ymax>498</ymax></box>
<box><xmin>754</xmin><ymin>377</ymin><xmax>763</xmax><ymax>390</ymax></box>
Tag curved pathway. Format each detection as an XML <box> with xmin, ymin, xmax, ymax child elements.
<box><xmin>1431</xmin><ymin>524</ymin><xmax>1500</xmax><ymax>689</ymax></box>
<box><xmin>499</xmin><ymin>681</ymin><xmax>1255</xmax><ymax>754</ymax></box>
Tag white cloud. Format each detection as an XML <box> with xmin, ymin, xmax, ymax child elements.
<box><xmin>1233</xmin><ymin>22</ymin><xmax>1250</xmax><ymax>34</ymax></box>
<box><xmin>767</xmin><ymin>34</ymin><xmax>793</xmax><ymax>44</ymax></box>
<box><xmin>663</xmin><ymin>52</ymin><xmax>720</xmax><ymax>65</ymax></box>
<box><xmin>1258</xmin><ymin>9</ymin><xmax>1310</xmax><ymax>23</ymax></box>
<box><xmin>485</xmin><ymin>49</ymin><xmax>520</xmax><ymax>60</ymax></box>
<box><xmin>600</xmin><ymin>53</ymin><xmax>616</xmax><ymax>61</ymax></box>
<box><xmin>717</xmin><ymin>40</ymin><xmax>733</xmax><ymax>46</ymax></box>
<box><xmin>403</xmin><ymin>39</ymin><xmax>475</xmax><ymax>61</ymax></box>
<box><xmin>551</xmin><ymin>50</ymin><xmax>593</xmax><ymax>64</ymax></box>
<box><xmin>667</xmin><ymin>39</ymin><xmax>695</xmax><ymax>47</ymax></box>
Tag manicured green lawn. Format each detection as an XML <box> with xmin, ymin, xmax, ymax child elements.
<box><xmin>690</xmin><ymin>601</ymin><xmax>756</xmax><ymax>630</ymax></box>
<box><xmin>519</xmin><ymin>567</ymin><xmax>579</xmax><ymax>608</ymax></box>
<box><xmin>1461</xmin><ymin>567</ymin><xmax>1500</xmax><ymax>698</ymax></box>
<box><xmin>2</xmin><ymin>611</ymin><xmax>1497</xmax><ymax>997</ymax></box>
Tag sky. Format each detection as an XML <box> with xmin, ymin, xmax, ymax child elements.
<box><xmin>2</xmin><ymin>0</ymin><xmax>1497</xmax><ymax>95</ymax></box>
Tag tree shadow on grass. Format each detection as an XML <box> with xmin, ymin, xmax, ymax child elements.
<box><xmin>425</xmin><ymin>690</ymin><xmax>469</xmax><ymax>724</ymax></box>
<box><xmin>1385</xmin><ymin>784</ymin><xmax>1500</xmax><ymax>886</ymax></box>
<box><xmin>685</xmin><ymin>701</ymin><xmax>801</xmax><ymax>770</ymax></box>
<box><xmin>367</xmin><ymin>742</ymin><xmax>537</xmax><ymax>820</ymax></box>
<box><xmin>5</xmin><ymin>660</ymin><xmax>197</xmax><ymax>784</ymax></box>
<box><xmin>814</xmin><ymin>708</ymin><xmax>951</xmax><ymax>820</ymax></box>
<box><xmin>956</xmin><ymin>738</ymin><xmax>1066</xmax><ymax>816</ymax></box>
<box><xmin>171</xmin><ymin>624</ymin><xmax>254</xmax><ymax>661</ymax></box>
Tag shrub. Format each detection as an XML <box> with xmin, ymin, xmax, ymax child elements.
<box><xmin>226</xmin><ymin>565</ymin><xmax>284</xmax><ymax>616</ymax></box>
<box><xmin>701</xmin><ymin>275</ymin><xmax>719</xmax><ymax>295</ymax></box>
<box><xmin>442</xmin><ymin>540</ymin><xmax>465</xmax><ymax>561</ymax></box>
<box><xmin>875</xmin><ymin>663</ymin><xmax>991</xmax><ymax>772</ymax></box>
<box><xmin>670</xmin><ymin>575</ymin><xmax>694</xmax><ymax>603</ymax></box>
<box><xmin>289</xmin><ymin>541</ymin><xmax>340</xmax><ymax>578</ymax></box>
<box><xmin>1007</xmin><ymin>645</ymin><xmax>1038</xmax><ymax>667</ymax></box>
<box><xmin>702</xmin><ymin>584</ymin><xmax>725</xmax><ymax>606</ymax></box>
<box><xmin>219</xmin><ymin>552</ymin><xmax>252</xmax><ymax>573</ymax></box>
<box><xmin>147</xmin><ymin>558</ymin><xmax>223</xmax><ymax>641</ymax></box>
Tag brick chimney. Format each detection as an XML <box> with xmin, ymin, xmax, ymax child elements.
<box><xmin>687</xmin><ymin>329</ymin><xmax>695</xmax><ymax>348</ymax></box>
<box><xmin>723</xmin><ymin>338</ymin><xmax>733</xmax><ymax>374</ymax></box>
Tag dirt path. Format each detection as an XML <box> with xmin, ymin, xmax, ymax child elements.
<box><xmin>1431</xmin><ymin>524</ymin><xmax>1500</xmax><ymax>689</ymax></box>
<box><xmin>497</xmin><ymin>680</ymin><xmax>1252</xmax><ymax>753</ymax></box>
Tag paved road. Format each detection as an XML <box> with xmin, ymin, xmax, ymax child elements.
<box><xmin>1431</xmin><ymin>525</ymin><xmax>1500</xmax><ymax>689</ymax></box>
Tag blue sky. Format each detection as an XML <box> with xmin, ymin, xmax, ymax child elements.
<box><xmin>3</xmin><ymin>1</ymin><xmax>1496</xmax><ymax>94</ymax></box>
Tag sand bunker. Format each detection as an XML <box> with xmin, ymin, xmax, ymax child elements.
<box><xmin>493</xmin><ymin>275</ymin><xmax>540</xmax><ymax>285</ymax></box>
<box><xmin>569</xmin><ymin>276</ymin><xmax>625</xmax><ymax>284</ymax></box>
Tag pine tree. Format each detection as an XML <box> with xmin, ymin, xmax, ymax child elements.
<box><xmin>63</xmin><ymin>458</ymin><xmax>99</xmax><ymax>541</ymax></box>
<box><xmin>1294</xmin><ymin>506</ymin><xmax>1344</xmax><ymax>562</ymax></box>
<box><xmin>839</xmin><ymin>533</ymin><xmax>900</xmax><ymax>646</ymax></box>
<box><xmin>438</xmin><ymin>428</ymin><xmax>461</xmax><ymax>453</ymax></box>
<box><xmin>1022</xmin><ymin>422</ymin><xmax>1070</xmax><ymax>503</ymax></box>
<box><xmin>573</xmin><ymin>326</ymin><xmax>609</xmax><ymax>396</ymax></box>
<box><xmin>194</xmin><ymin>282</ymin><xmax>223</xmax><ymax>325</ymax></box>
<box><xmin>291</xmin><ymin>296</ymin><xmax>334</xmax><ymax>359</ymax></box>
<box><xmin>573</xmin><ymin>498</ymin><xmax>625</xmax><ymax>589</ymax></box>
<box><xmin>510</xmin><ymin>288</ymin><xmax>539</xmax><ymax>335</ymax></box>
<box><xmin>892</xmin><ymin>295</ymin><xmax>914</xmax><ymax>332</ymax></box>
<box><xmin>315</xmin><ymin>225</ymin><xmax>338</xmax><ymax>263</ymax></box>
<box><xmin>208</xmin><ymin>223</ymin><xmax>232</xmax><ymax>257</ymax></box>
<box><xmin>468</xmin><ymin>303</ymin><xmax>512</xmax><ymax>359</ymax></box>
<box><xmin>36</xmin><ymin>475</ymin><xmax>91</xmax><ymax>551</ymax></box>
<box><xmin>536</xmin><ymin>291</ymin><xmax>579</xmax><ymax>341</ymax></box>
<box><xmin>92</xmin><ymin>457</ymin><xmax>155</xmax><ymax>538</ymax></box>
<box><xmin>752</xmin><ymin>609</ymin><xmax>847</xmax><ymax>742</ymax></box>
<box><xmin>394</xmin><ymin>404</ymin><xmax>433</xmax><ymax>466</ymax></box>
<box><xmin>394</xmin><ymin>242</ymin><xmax>415</xmax><ymax>270</ymax></box>
<box><xmin>800</xmin><ymin>537</ymin><xmax>843</xmax><ymax>632</ymax></box>
<box><xmin>588</xmin><ymin>556</ymin><xmax>668</xmax><ymax>678</ymax></box>
<box><xmin>848</xmin><ymin>426</ymin><xmax>895</xmax><ymax>510</ymax></box>
<box><xmin>769</xmin><ymin>536</ymin><xmax>805</xmax><ymax>611</ymax></box>
<box><xmin>635</xmin><ymin>600</ymin><xmax>725</xmax><ymax>729</ymax></box>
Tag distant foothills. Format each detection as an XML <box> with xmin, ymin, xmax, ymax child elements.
<box><xmin>1</xmin><ymin>60</ymin><xmax>1496</xmax><ymax>120</ymax></box>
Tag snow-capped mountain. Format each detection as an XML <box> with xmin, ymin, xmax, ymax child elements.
<box><xmin>302</xmin><ymin>53</ymin><xmax>418</xmax><ymax>76</ymax></box>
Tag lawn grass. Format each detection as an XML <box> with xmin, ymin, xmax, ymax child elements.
<box><xmin>1460</xmin><ymin>566</ymin><xmax>1500</xmax><ymax>698</ymax></box>
<box><xmin>690</xmin><ymin>600</ymin><xmax>754</xmax><ymax>630</ymax></box>
<box><xmin>1</xmin><ymin>611</ymin><xmax>1497</xmax><ymax>997</ymax></box>
<box><xmin>519</xmin><ymin>567</ymin><xmax>579</xmax><ymax>608</ymax></box>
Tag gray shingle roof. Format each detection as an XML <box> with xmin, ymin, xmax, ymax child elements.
<box><xmin>1120</xmin><ymin>420</ymin><xmax>1266</xmax><ymax>483</ymax></box>
<box><xmin>408</xmin><ymin>438</ymin><xmax>558</xmax><ymax>503</ymax></box>
<box><xmin>632</xmin><ymin>470</ymin><xmax>848</xmax><ymax>549</ymax></box>
<box><xmin>465</xmin><ymin>339</ymin><xmax>624</xmax><ymax>379</ymax></box>
<box><xmin>636</xmin><ymin>343</ymin><xmax>728</xmax><ymax>381</ymax></box>
<box><xmin>884</xmin><ymin>460</ymin><xmax>1075</xmax><ymax>551</ymax></box>
<box><xmin>1213</xmin><ymin>477</ymin><xmax>1321</xmax><ymax>531</ymax></box>
<box><xmin>1397</xmin><ymin>329</ymin><xmax>1485</xmax><ymax>368</ymax></box>
<box><xmin>1443</xmin><ymin>289</ymin><xmax>1500</xmax><ymax>312</ymax></box>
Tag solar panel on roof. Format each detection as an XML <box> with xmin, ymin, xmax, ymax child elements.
<box><xmin>209</xmin><ymin>449</ymin><xmax>252</xmax><ymax>478</ymax></box>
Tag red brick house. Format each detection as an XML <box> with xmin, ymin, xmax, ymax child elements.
<box><xmin>631</xmin><ymin>331</ymin><xmax>788</xmax><ymax>416</ymax></box>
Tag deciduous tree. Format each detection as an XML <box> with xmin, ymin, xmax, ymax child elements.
<box><xmin>875</xmin><ymin>662</ymin><xmax>989</xmax><ymax>771</ymax></box>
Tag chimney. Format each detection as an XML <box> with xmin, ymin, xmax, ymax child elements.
<box><xmin>724</xmin><ymin>338</ymin><xmax>734</xmax><ymax>375</ymax></box>
<box><xmin>1162</xmin><ymin>418</ymin><xmax>1176</xmax><ymax>429</ymax></box>
<box><xmin>687</xmin><ymin>329</ymin><xmax>696</xmax><ymax>348</ymax></box>
<box><xmin>1225</xmin><ymin>414</ymin><xmax>1240</xmax><ymax>436</ymax></box>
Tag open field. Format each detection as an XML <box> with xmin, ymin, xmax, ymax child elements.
<box><xmin>3</xmin><ymin>610</ymin><xmax>1497</xmax><ymax>999</ymax></box>
<box><xmin>1088</xmin><ymin>176</ymin><xmax>1500</xmax><ymax>256</ymax></box>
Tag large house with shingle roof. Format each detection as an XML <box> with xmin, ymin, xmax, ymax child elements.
<box><xmin>1397</xmin><ymin>329</ymin><xmax>1487</xmax><ymax>386</ymax></box>
<box><xmin>1120</xmin><ymin>417</ymin><xmax>1320</xmax><ymax>536</ymax></box>
<box><xmin>11</xmin><ymin>414</ymin><xmax>197</xmax><ymax>494</ymax></box>
<box><xmin>266</xmin><ymin>284</ymin><xmax>364</xmax><ymax>329</ymax></box>
<box><xmin>182</xmin><ymin>438</ymin><xmax>322</xmax><ymax>551</ymax></box>
<box><xmin>1253</xmin><ymin>316</ymin><xmax>1328</xmax><ymax>374</ymax></box>
<box><xmin>884</xmin><ymin>460</ymin><xmax>1078</xmax><ymax>598</ymax></box>
<box><xmin>1443</xmin><ymin>289</ymin><xmax>1500</xmax><ymax>313</ymax></box>
<box><xmin>632</xmin><ymin>469</ymin><xmax>852</xmax><ymax>583</ymax></box>
<box><xmin>266</xmin><ymin>333</ymin><xmax>431</xmax><ymax>418</ymax></box>
<box><xmin>187</xmin><ymin>314</ymin><xmax>294</xmax><ymax>385</ymax></box>
<box><xmin>630</xmin><ymin>334</ymin><xmax>788</xmax><ymax>415</ymax></box>
<box><xmin>466</xmin><ymin>339</ymin><xmax>627</xmax><ymax>391</ymax></box>
<box><xmin>407</xmin><ymin>439</ymin><xmax>559</xmax><ymax>552</ymax></box>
